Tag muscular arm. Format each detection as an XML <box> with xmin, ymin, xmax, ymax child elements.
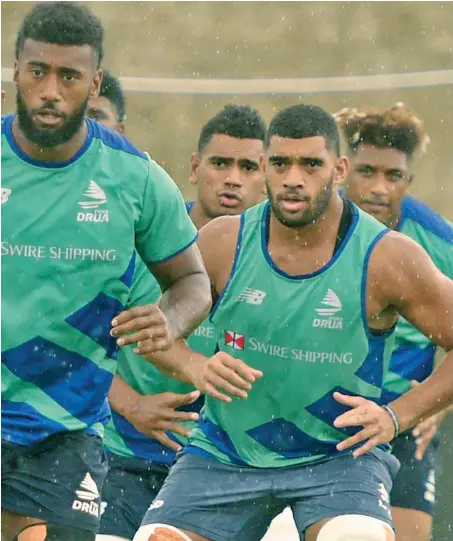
<box><xmin>370</xmin><ymin>232</ymin><xmax>453</xmax><ymax>432</ymax></box>
<box><xmin>141</xmin><ymin>216</ymin><xmax>265</xmax><ymax>401</ymax></box>
<box><xmin>144</xmin><ymin>215</ymin><xmax>240</xmax><ymax>376</ymax></box>
<box><xmin>148</xmin><ymin>243</ymin><xmax>211</xmax><ymax>340</ymax></box>
<box><xmin>108</xmin><ymin>374</ymin><xmax>142</xmax><ymax>419</ymax></box>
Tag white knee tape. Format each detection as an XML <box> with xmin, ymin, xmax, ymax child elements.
<box><xmin>133</xmin><ymin>524</ymin><xmax>192</xmax><ymax>541</ymax></box>
<box><xmin>317</xmin><ymin>515</ymin><xmax>391</xmax><ymax>541</ymax></box>
<box><xmin>96</xmin><ymin>536</ymin><xmax>131</xmax><ymax>541</ymax></box>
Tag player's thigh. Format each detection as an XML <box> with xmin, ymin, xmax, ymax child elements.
<box><xmin>287</xmin><ymin>449</ymin><xmax>400</xmax><ymax>539</ymax></box>
<box><xmin>390</xmin><ymin>433</ymin><xmax>437</xmax><ymax>530</ymax></box>
<box><xmin>261</xmin><ymin>508</ymin><xmax>299</xmax><ymax>541</ymax></box>
<box><xmin>305</xmin><ymin>515</ymin><xmax>394</xmax><ymax>541</ymax></box>
<box><xmin>1</xmin><ymin>510</ymin><xmax>96</xmax><ymax>541</ymax></box>
<box><xmin>137</xmin><ymin>453</ymin><xmax>282</xmax><ymax>541</ymax></box>
<box><xmin>99</xmin><ymin>455</ymin><xmax>167</xmax><ymax>540</ymax></box>
<box><xmin>134</xmin><ymin>524</ymin><xmax>208</xmax><ymax>541</ymax></box>
<box><xmin>1</xmin><ymin>510</ymin><xmax>45</xmax><ymax>541</ymax></box>
<box><xmin>391</xmin><ymin>507</ymin><xmax>432</xmax><ymax>541</ymax></box>
<box><xmin>1</xmin><ymin>432</ymin><xmax>108</xmax><ymax>536</ymax></box>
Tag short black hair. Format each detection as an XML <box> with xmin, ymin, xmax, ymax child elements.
<box><xmin>15</xmin><ymin>2</ymin><xmax>104</xmax><ymax>68</ymax></box>
<box><xmin>266</xmin><ymin>104</ymin><xmax>340</xmax><ymax>156</ymax></box>
<box><xmin>198</xmin><ymin>104</ymin><xmax>267</xmax><ymax>152</ymax></box>
<box><xmin>99</xmin><ymin>71</ymin><xmax>126</xmax><ymax>122</ymax></box>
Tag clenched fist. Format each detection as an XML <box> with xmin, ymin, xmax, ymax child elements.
<box><xmin>111</xmin><ymin>304</ymin><xmax>173</xmax><ymax>354</ymax></box>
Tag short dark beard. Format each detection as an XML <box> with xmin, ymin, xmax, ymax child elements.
<box><xmin>268</xmin><ymin>175</ymin><xmax>334</xmax><ymax>228</ymax></box>
<box><xmin>16</xmin><ymin>89</ymin><xmax>89</xmax><ymax>149</ymax></box>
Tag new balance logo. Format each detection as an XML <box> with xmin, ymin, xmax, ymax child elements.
<box><xmin>77</xmin><ymin>181</ymin><xmax>109</xmax><ymax>223</ymax></box>
<box><xmin>237</xmin><ymin>288</ymin><xmax>266</xmax><ymax>305</ymax></box>
<box><xmin>225</xmin><ymin>331</ymin><xmax>245</xmax><ymax>350</ymax></box>
<box><xmin>1</xmin><ymin>188</ymin><xmax>11</xmax><ymax>204</ymax></box>
<box><xmin>313</xmin><ymin>289</ymin><xmax>343</xmax><ymax>330</ymax></box>
<box><xmin>72</xmin><ymin>473</ymin><xmax>100</xmax><ymax>517</ymax></box>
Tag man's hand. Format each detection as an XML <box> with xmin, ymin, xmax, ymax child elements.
<box><xmin>410</xmin><ymin>380</ymin><xmax>444</xmax><ymax>460</ymax></box>
<box><xmin>127</xmin><ymin>390</ymin><xmax>201</xmax><ymax>452</ymax></box>
<box><xmin>333</xmin><ymin>392</ymin><xmax>396</xmax><ymax>457</ymax></box>
<box><xmin>187</xmin><ymin>351</ymin><xmax>263</xmax><ymax>403</ymax></box>
<box><xmin>111</xmin><ymin>304</ymin><xmax>172</xmax><ymax>354</ymax></box>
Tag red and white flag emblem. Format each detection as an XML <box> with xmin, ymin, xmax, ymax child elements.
<box><xmin>224</xmin><ymin>331</ymin><xmax>245</xmax><ymax>350</ymax></box>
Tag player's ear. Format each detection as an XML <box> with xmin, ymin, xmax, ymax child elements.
<box><xmin>89</xmin><ymin>69</ymin><xmax>102</xmax><ymax>100</ymax></box>
<box><xmin>190</xmin><ymin>153</ymin><xmax>201</xmax><ymax>185</ymax></box>
<box><xmin>333</xmin><ymin>155</ymin><xmax>350</xmax><ymax>187</ymax></box>
<box><xmin>116</xmin><ymin>123</ymin><xmax>125</xmax><ymax>134</ymax></box>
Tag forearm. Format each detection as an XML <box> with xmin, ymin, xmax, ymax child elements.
<box><xmin>159</xmin><ymin>272</ymin><xmax>211</xmax><ymax>340</ymax></box>
<box><xmin>108</xmin><ymin>374</ymin><xmax>142</xmax><ymax>420</ymax></box>
<box><xmin>144</xmin><ymin>338</ymin><xmax>207</xmax><ymax>384</ymax></box>
<box><xmin>390</xmin><ymin>349</ymin><xmax>453</xmax><ymax>432</ymax></box>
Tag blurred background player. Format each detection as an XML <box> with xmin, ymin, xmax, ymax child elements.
<box><xmin>87</xmin><ymin>70</ymin><xmax>125</xmax><ymax>133</ymax></box>
<box><xmin>337</xmin><ymin>103</ymin><xmax>453</xmax><ymax>541</ymax></box>
<box><xmin>1</xmin><ymin>2</ymin><xmax>210</xmax><ymax>540</ymax></box>
<box><xmin>127</xmin><ymin>104</ymin><xmax>453</xmax><ymax>541</ymax></box>
<box><xmin>93</xmin><ymin>103</ymin><xmax>267</xmax><ymax>540</ymax></box>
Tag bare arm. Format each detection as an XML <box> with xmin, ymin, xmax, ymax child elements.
<box><xmin>335</xmin><ymin>232</ymin><xmax>453</xmax><ymax>456</ymax></box>
<box><xmin>108</xmin><ymin>374</ymin><xmax>143</xmax><ymax>420</ymax></box>
<box><xmin>141</xmin><ymin>215</ymin><xmax>263</xmax><ymax>401</ymax></box>
<box><xmin>107</xmin><ymin>373</ymin><xmax>201</xmax><ymax>451</ymax></box>
<box><xmin>375</xmin><ymin>233</ymin><xmax>453</xmax><ymax>431</ymax></box>
<box><xmin>112</xmin><ymin>243</ymin><xmax>211</xmax><ymax>354</ymax></box>
<box><xmin>148</xmin><ymin>242</ymin><xmax>212</xmax><ymax>341</ymax></box>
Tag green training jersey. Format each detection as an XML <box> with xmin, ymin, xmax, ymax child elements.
<box><xmin>1</xmin><ymin>115</ymin><xmax>197</xmax><ymax>446</ymax></box>
<box><xmin>381</xmin><ymin>195</ymin><xmax>453</xmax><ymax>402</ymax></box>
<box><xmin>186</xmin><ymin>200</ymin><xmax>396</xmax><ymax>468</ymax></box>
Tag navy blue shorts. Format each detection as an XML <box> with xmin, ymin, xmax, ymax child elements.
<box><xmin>138</xmin><ymin>449</ymin><xmax>400</xmax><ymax>541</ymax></box>
<box><xmin>99</xmin><ymin>453</ymin><xmax>168</xmax><ymax>539</ymax></box>
<box><xmin>1</xmin><ymin>431</ymin><xmax>108</xmax><ymax>533</ymax></box>
<box><xmin>390</xmin><ymin>432</ymin><xmax>439</xmax><ymax>515</ymax></box>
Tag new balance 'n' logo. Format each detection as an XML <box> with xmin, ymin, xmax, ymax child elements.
<box><xmin>77</xmin><ymin>181</ymin><xmax>109</xmax><ymax>223</ymax></box>
<box><xmin>72</xmin><ymin>473</ymin><xmax>100</xmax><ymax>517</ymax></box>
<box><xmin>313</xmin><ymin>289</ymin><xmax>343</xmax><ymax>330</ymax></box>
<box><xmin>237</xmin><ymin>288</ymin><xmax>266</xmax><ymax>305</ymax></box>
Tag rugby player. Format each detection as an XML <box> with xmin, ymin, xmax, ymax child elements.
<box><xmin>1</xmin><ymin>3</ymin><xmax>210</xmax><ymax>540</ymax></box>
<box><xmin>94</xmin><ymin>103</ymin><xmax>266</xmax><ymax>540</ymax></box>
<box><xmin>114</xmin><ymin>103</ymin><xmax>453</xmax><ymax>541</ymax></box>
<box><xmin>337</xmin><ymin>103</ymin><xmax>453</xmax><ymax>541</ymax></box>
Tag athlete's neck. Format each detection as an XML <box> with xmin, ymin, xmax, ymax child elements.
<box><xmin>189</xmin><ymin>201</ymin><xmax>213</xmax><ymax>230</ymax></box>
<box><xmin>269</xmin><ymin>193</ymin><xmax>345</xmax><ymax>250</ymax></box>
<box><xmin>386</xmin><ymin>210</ymin><xmax>401</xmax><ymax>231</ymax></box>
<box><xmin>11</xmin><ymin>116</ymin><xmax>88</xmax><ymax>163</ymax></box>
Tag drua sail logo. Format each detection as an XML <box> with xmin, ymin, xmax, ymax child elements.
<box><xmin>313</xmin><ymin>289</ymin><xmax>343</xmax><ymax>329</ymax></box>
<box><xmin>77</xmin><ymin>181</ymin><xmax>109</xmax><ymax>223</ymax></box>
